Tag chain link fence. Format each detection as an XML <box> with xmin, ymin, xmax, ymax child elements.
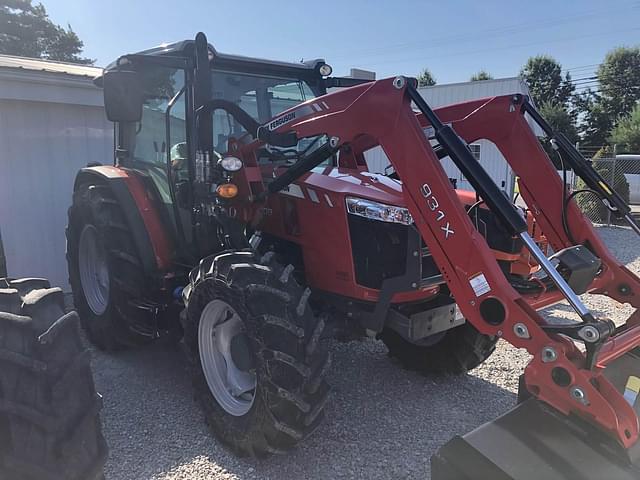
<box><xmin>569</xmin><ymin>147</ymin><xmax>640</xmax><ymax>226</ymax></box>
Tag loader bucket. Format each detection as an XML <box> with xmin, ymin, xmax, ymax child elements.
<box><xmin>431</xmin><ymin>349</ymin><xmax>640</xmax><ymax>480</ymax></box>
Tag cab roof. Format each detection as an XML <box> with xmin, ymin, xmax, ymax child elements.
<box><xmin>104</xmin><ymin>39</ymin><xmax>326</xmax><ymax>80</ymax></box>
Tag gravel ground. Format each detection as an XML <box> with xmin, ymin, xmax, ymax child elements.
<box><xmin>92</xmin><ymin>226</ymin><xmax>639</xmax><ymax>480</ymax></box>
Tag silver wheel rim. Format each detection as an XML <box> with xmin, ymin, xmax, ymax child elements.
<box><xmin>78</xmin><ymin>225</ymin><xmax>110</xmax><ymax>315</ymax></box>
<box><xmin>198</xmin><ymin>300</ymin><xmax>257</xmax><ymax>416</ymax></box>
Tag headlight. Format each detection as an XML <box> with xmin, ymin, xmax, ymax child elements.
<box><xmin>319</xmin><ymin>63</ymin><xmax>333</xmax><ymax>76</ymax></box>
<box><xmin>218</xmin><ymin>156</ymin><xmax>243</xmax><ymax>172</ymax></box>
<box><xmin>346</xmin><ymin>197</ymin><xmax>413</xmax><ymax>225</ymax></box>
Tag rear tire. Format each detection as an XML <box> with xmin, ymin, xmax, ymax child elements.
<box><xmin>183</xmin><ymin>251</ymin><xmax>330</xmax><ymax>457</ymax></box>
<box><xmin>0</xmin><ymin>278</ymin><xmax>107</xmax><ymax>480</ymax></box>
<box><xmin>380</xmin><ymin>321</ymin><xmax>497</xmax><ymax>375</ymax></box>
<box><xmin>67</xmin><ymin>182</ymin><xmax>151</xmax><ymax>350</ymax></box>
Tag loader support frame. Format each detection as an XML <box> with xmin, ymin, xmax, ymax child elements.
<box><xmin>260</xmin><ymin>77</ymin><xmax>640</xmax><ymax>450</ymax></box>
<box><xmin>407</xmin><ymin>84</ymin><xmax>610</xmax><ymax>369</ymax></box>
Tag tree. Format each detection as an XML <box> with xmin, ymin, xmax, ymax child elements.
<box><xmin>0</xmin><ymin>0</ymin><xmax>92</xmax><ymax>64</ymax></box>
<box><xmin>610</xmin><ymin>104</ymin><xmax>640</xmax><ymax>153</ymax></box>
<box><xmin>574</xmin><ymin>90</ymin><xmax>611</xmax><ymax>148</ymax></box>
<box><xmin>538</xmin><ymin>101</ymin><xmax>579</xmax><ymax>167</ymax></box>
<box><xmin>416</xmin><ymin>68</ymin><xmax>436</xmax><ymax>87</ymax></box>
<box><xmin>597</xmin><ymin>47</ymin><xmax>640</xmax><ymax>123</ymax></box>
<box><xmin>577</xmin><ymin>47</ymin><xmax>640</xmax><ymax>148</ymax></box>
<box><xmin>520</xmin><ymin>55</ymin><xmax>574</xmax><ymax>108</ymax></box>
<box><xmin>470</xmin><ymin>70</ymin><xmax>493</xmax><ymax>82</ymax></box>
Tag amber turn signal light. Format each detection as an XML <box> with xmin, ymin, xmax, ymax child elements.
<box><xmin>216</xmin><ymin>183</ymin><xmax>238</xmax><ymax>198</ymax></box>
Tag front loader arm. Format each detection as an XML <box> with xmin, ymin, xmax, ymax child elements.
<box><xmin>260</xmin><ymin>77</ymin><xmax>640</xmax><ymax>450</ymax></box>
<box><xmin>425</xmin><ymin>94</ymin><xmax>640</xmax><ymax>308</ymax></box>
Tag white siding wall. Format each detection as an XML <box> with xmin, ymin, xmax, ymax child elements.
<box><xmin>0</xmin><ymin>97</ymin><xmax>112</xmax><ymax>288</ymax></box>
<box><xmin>419</xmin><ymin>78</ymin><xmax>533</xmax><ymax>197</ymax></box>
<box><xmin>364</xmin><ymin>140</ymin><xmax>513</xmax><ymax>193</ymax></box>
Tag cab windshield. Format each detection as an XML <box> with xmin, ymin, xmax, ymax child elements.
<box><xmin>210</xmin><ymin>70</ymin><xmax>316</xmax><ymax>151</ymax></box>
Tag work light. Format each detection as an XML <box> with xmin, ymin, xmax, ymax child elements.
<box><xmin>319</xmin><ymin>64</ymin><xmax>333</xmax><ymax>77</ymax></box>
<box><xmin>219</xmin><ymin>156</ymin><xmax>243</xmax><ymax>172</ymax></box>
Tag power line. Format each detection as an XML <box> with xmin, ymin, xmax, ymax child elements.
<box><xmin>571</xmin><ymin>75</ymin><xmax>598</xmax><ymax>81</ymax></box>
<box><xmin>346</xmin><ymin>27</ymin><xmax>640</xmax><ymax>70</ymax></box>
<box><xmin>329</xmin><ymin>6</ymin><xmax>637</xmax><ymax>62</ymax></box>
<box><xmin>573</xmin><ymin>86</ymin><xmax>640</xmax><ymax>97</ymax></box>
<box><xmin>566</xmin><ymin>63</ymin><xmax>601</xmax><ymax>71</ymax></box>
<box><xmin>564</xmin><ymin>63</ymin><xmax>602</xmax><ymax>74</ymax></box>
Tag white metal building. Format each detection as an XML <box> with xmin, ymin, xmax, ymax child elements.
<box><xmin>364</xmin><ymin>77</ymin><xmax>536</xmax><ymax>196</ymax></box>
<box><xmin>0</xmin><ymin>55</ymin><xmax>112</xmax><ymax>288</ymax></box>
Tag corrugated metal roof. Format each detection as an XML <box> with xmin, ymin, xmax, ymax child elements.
<box><xmin>0</xmin><ymin>54</ymin><xmax>102</xmax><ymax>78</ymax></box>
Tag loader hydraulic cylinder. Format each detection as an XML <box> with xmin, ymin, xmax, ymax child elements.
<box><xmin>258</xmin><ymin>140</ymin><xmax>339</xmax><ymax>200</ymax></box>
<box><xmin>407</xmin><ymin>84</ymin><xmax>528</xmax><ymax>237</ymax></box>
<box><xmin>521</xmin><ymin>96</ymin><xmax>640</xmax><ymax>236</ymax></box>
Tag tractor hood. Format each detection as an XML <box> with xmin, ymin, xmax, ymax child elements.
<box><xmin>303</xmin><ymin>168</ymin><xmax>407</xmax><ymax>207</ymax></box>
<box><xmin>302</xmin><ymin>167</ymin><xmax>477</xmax><ymax>210</ymax></box>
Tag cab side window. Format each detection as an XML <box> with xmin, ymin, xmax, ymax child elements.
<box><xmin>133</xmin><ymin>67</ymin><xmax>186</xmax><ymax>165</ymax></box>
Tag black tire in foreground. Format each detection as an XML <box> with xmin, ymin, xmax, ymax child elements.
<box><xmin>67</xmin><ymin>182</ymin><xmax>151</xmax><ymax>350</ymax></box>
<box><xmin>380</xmin><ymin>321</ymin><xmax>498</xmax><ymax>375</ymax></box>
<box><xmin>0</xmin><ymin>277</ymin><xmax>107</xmax><ymax>480</ymax></box>
<box><xmin>183</xmin><ymin>251</ymin><xmax>330</xmax><ymax>457</ymax></box>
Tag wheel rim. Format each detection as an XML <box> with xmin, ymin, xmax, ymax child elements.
<box><xmin>78</xmin><ymin>225</ymin><xmax>110</xmax><ymax>315</ymax></box>
<box><xmin>198</xmin><ymin>300</ymin><xmax>257</xmax><ymax>416</ymax></box>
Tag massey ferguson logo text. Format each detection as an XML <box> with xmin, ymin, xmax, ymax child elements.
<box><xmin>268</xmin><ymin>112</ymin><xmax>296</xmax><ymax>131</ymax></box>
<box><xmin>420</xmin><ymin>183</ymin><xmax>454</xmax><ymax>239</ymax></box>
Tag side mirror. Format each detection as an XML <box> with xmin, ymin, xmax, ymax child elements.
<box><xmin>103</xmin><ymin>70</ymin><xmax>143</xmax><ymax>122</ymax></box>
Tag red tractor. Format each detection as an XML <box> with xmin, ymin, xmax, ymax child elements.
<box><xmin>67</xmin><ymin>33</ymin><xmax>640</xmax><ymax>477</ymax></box>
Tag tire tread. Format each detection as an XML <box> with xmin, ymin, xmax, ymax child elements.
<box><xmin>66</xmin><ymin>181</ymin><xmax>151</xmax><ymax>350</ymax></box>
<box><xmin>381</xmin><ymin>321</ymin><xmax>497</xmax><ymax>375</ymax></box>
<box><xmin>0</xmin><ymin>278</ymin><xmax>107</xmax><ymax>480</ymax></box>
<box><xmin>183</xmin><ymin>252</ymin><xmax>330</xmax><ymax>457</ymax></box>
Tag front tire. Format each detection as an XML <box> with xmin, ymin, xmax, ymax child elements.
<box><xmin>380</xmin><ymin>321</ymin><xmax>497</xmax><ymax>375</ymax></box>
<box><xmin>67</xmin><ymin>183</ymin><xmax>151</xmax><ymax>350</ymax></box>
<box><xmin>0</xmin><ymin>278</ymin><xmax>107</xmax><ymax>479</ymax></box>
<box><xmin>183</xmin><ymin>251</ymin><xmax>330</xmax><ymax>456</ymax></box>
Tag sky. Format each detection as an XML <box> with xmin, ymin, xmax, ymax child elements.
<box><xmin>45</xmin><ymin>0</ymin><xmax>640</xmax><ymax>84</ymax></box>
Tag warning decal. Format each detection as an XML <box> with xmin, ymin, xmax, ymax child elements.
<box><xmin>469</xmin><ymin>273</ymin><xmax>491</xmax><ymax>297</ymax></box>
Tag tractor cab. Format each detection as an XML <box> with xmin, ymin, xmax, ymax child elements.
<box><xmin>98</xmin><ymin>34</ymin><xmax>339</xmax><ymax>261</ymax></box>
<box><xmin>97</xmin><ymin>33</ymin><xmax>543</xmax><ymax>294</ymax></box>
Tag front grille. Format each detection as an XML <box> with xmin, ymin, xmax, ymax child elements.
<box><xmin>420</xmin><ymin>240</ymin><xmax>443</xmax><ymax>286</ymax></box>
<box><xmin>348</xmin><ymin>216</ymin><xmax>442</xmax><ymax>290</ymax></box>
<box><xmin>348</xmin><ymin>215</ymin><xmax>408</xmax><ymax>289</ymax></box>
<box><xmin>348</xmin><ymin>204</ymin><xmax>519</xmax><ymax>291</ymax></box>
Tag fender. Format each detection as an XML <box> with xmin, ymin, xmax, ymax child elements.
<box><xmin>73</xmin><ymin>165</ymin><xmax>173</xmax><ymax>274</ymax></box>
